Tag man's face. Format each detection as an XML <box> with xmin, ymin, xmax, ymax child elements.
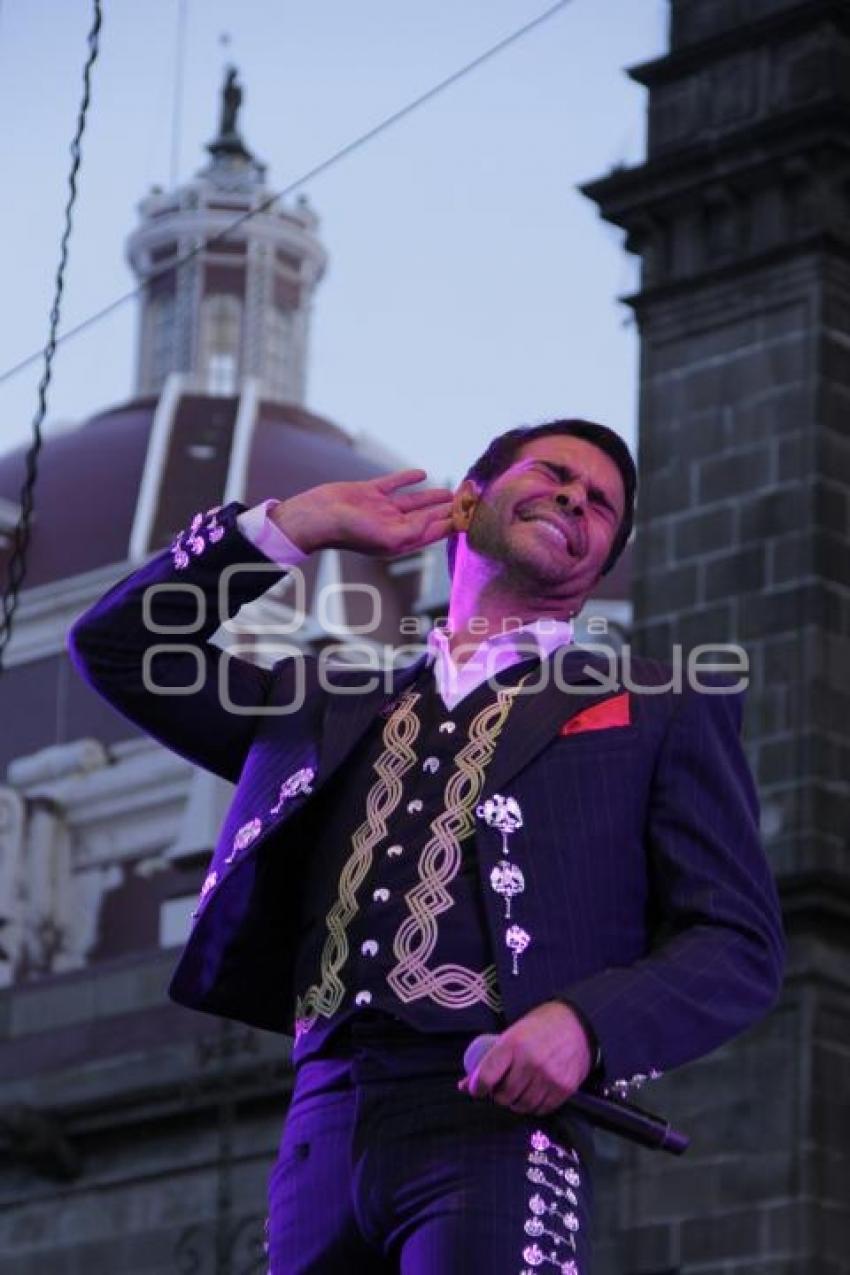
<box><xmin>460</xmin><ymin>435</ymin><xmax>626</xmax><ymax>593</ymax></box>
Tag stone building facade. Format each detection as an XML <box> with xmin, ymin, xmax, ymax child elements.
<box><xmin>582</xmin><ymin>1</ymin><xmax>850</xmax><ymax>1271</ymax></box>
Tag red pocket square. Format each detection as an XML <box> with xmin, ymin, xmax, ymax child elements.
<box><xmin>560</xmin><ymin>692</ymin><xmax>631</xmax><ymax>736</ymax></box>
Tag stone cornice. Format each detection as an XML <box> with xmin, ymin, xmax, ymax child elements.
<box><xmin>582</xmin><ymin>106</ymin><xmax>850</xmax><ymax>227</ymax></box>
<box><xmin>621</xmin><ymin>233</ymin><xmax>850</xmax><ymax>315</ymax></box>
<box><xmin>125</xmin><ymin>202</ymin><xmax>327</xmax><ymax>287</ymax></box>
<box><xmin>631</xmin><ymin>0</ymin><xmax>850</xmax><ymax>87</ymax></box>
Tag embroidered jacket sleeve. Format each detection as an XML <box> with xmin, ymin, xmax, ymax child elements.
<box><xmin>66</xmin><ymin>500</ymin><xmax>304</xmax><ymax>784</ymax></box>
<box><xmin>558</xmin><ymin>683</ymin><xmax>786</xmax><ymax>1095</ymax></box>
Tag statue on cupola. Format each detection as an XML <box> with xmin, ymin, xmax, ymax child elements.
<box><xmin>126</xmin><ymin>66</ymin><xmax>326</xmax><ymax>403</ymax></box>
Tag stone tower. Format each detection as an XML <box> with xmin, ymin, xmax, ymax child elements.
<box><xmin>126</xmin><ymin>66</ymin><xmax>326</xmax><ymax>404</ymax></box>
<box><xmin>582</xmin><ymin>1</ymin><xmax>849</xmax><ymax>1272</ymax></box>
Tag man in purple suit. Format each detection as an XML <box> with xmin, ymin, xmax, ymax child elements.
<box><xmin>68</xmin><ymin>419</ymin><xmax>786</xmax><ymax>1274</ymax></box>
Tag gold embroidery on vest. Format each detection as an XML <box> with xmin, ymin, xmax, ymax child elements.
<box><xmin>387</xmin><ymin>675</ymin><xmax>532</xmax><ymax>1009</ymax></box>
<box><xmin>294</xmin><ymin>689</ymin><xmax>421</xmax><ymax>1034</ymax></box>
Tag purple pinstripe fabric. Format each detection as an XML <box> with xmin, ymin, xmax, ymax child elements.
<box><xmin>266</xmin><ymin>1028</ymin><xmax>594</xmax><ymax>1274</ymax></box>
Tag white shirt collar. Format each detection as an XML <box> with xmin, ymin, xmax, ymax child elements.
<box><xmin>424</xmin><ymin>617</ymin><xmax>574</xmax><ymax>710</ymax></box>
<box><xmin>426</xmin><ymin>616</ymin><xmax>574</xmax><ymax>663</ymax></box>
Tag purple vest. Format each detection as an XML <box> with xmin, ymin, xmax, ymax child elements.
<box><xmin>291</xmin><ymin>660</ymin><xmax>539</xmax><ymax>1064</ymax></box>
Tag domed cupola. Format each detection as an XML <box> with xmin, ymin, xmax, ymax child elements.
<box><xmin>0</xmin><ymin>67</ymin><xmax>418</xmax><ymax>629</ymax></box>
<box><xmin>126</xmin><ymin>65</ymin><xmax>326</xmax><ymax>405</ymax></box>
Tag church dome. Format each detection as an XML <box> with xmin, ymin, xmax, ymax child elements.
<box><xmin>0</xmin><ymin>394</ymin><xmax>410</xmax><ymax>591</ymax></box>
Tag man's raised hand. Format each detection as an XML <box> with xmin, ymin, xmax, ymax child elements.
<box><xmin>269</xmin><ymin>469</ymin><xmax>455</xmax><ymax>557</ymax></box>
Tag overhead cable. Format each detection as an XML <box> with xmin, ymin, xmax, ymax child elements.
<box><xmin>0</xmin><ymin>0</ymin><xmax>103</xmax><ymax>672</ymax></box>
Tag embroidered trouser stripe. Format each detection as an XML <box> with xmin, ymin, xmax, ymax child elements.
<box><xmin>522</xmin><ymin>1129</ymin><xmax>583</xmax><ymax>1273</ymax></box>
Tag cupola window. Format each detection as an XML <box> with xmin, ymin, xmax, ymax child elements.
<box><xmin>200</xmin><ymin>293</ymin><xmax>242</xmax><ymax>396</ymax></box>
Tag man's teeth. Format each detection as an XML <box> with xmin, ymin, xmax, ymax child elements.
<box><xmin>520</xmin><ymin>514</ymin><xmax>569</xmax><ymax>545</ymax></box>
<box><xmin>536</xmin><ymin>521</ymin><xmax>567</xmax><ymax>544</ymax></box>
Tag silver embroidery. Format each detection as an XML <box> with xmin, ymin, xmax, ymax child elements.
<box><xmin>531</xmin><ymin>1132</ymin><xmax>579</xmax><ymax>1161</ymax></box>
<box><xmin>521</xmin><ymin>1130</ymin><xmax>582</xmax><ymax>1272</ymax></box>
<box><xmin>520</xmin><ymin>1244</ymin><xmax>576</xmax><ymax>1270</ymax></box>
<box><xmin>528</xmin><ymin>1167</ymin><xmax>559</xmax><ymax>1192</ymax></box>
<box><xmin>490</xmin><ymin>860</ymin><xmax>525</xmax><ymax>918</ymax></box>
<box><xmin>529</xmin><ymin>1150</ymin><xmax>578</xmax><ymax>1181</ymax></box>
<box><xmin>476</xmin><ymin>792</ymin><xmax>523</xmax><ymax>851</ymax></box>
<box><xmin>227</xmin><ymin>817</ymin><xmax>263</xmax><ymax>861</ymax></box>
<box><xmin>506</xmin><ymin>923</ymin><xmax>531</xmax><ymax>975</ymax></box>
<box><xmin>191</xmin><ymin>869</ymin><xmax>218</xmax><ymax>918</ymax></box>
<box><xmin>270</xmin><ymin>766</ymin><xmax>315</xmax><ymax>814</ymax></box>
<box><xmin>602</xmin><ymin>1066</ymin><xmax>663</xmax><ymax>1099</ymax></box>
<box><xmin>171</xmin><ymin>508</ymin><xmax>225</xmax><ymax>569</ymax></box>
<box><xmin>477</xmin><ymin>794</ymin><xmax>530</xmax><ymax>971</ymax></box>
<box><xmin>526</xmin><ymin>1219</ymin><xmax>568</xmax><ymax>1246</ymax></box>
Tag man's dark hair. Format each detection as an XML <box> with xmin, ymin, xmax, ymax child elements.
<box><xmin>446</xmin><ymin>418</ymin><xmax>636</xmax><ymax>578</ymax></box>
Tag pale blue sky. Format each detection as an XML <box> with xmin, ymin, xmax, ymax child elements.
<box><xmin>0</xmin><ymin>0</ymin><xmax>666</xmax><ymax>487</ymax></box>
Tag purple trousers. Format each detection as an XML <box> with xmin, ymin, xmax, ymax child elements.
<box><xmin>265</xmin><ymin>1014</ymin><xmax>596</xmax><ymax>1274</ymax></box>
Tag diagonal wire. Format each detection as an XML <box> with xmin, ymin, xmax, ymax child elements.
<box><xmin>0</xmin><ymin>0</ymin><xmax>103</xmax><ymax>673</ymax></box>
<box><xmin>0</xmin><ymin>0</ymin><xmax>571</xmax><ymax>393</ymax></box>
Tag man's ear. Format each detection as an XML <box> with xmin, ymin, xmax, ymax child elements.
<box><xmin>451</xmin><ymin>479</ymin><xmax>480</xmax><ymax>533</ymax></box>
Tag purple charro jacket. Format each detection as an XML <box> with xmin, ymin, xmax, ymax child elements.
<box><xmin>67</xmin><ymin>500</ymin><xmax>786</xmax><ymax>1101</ymax></box>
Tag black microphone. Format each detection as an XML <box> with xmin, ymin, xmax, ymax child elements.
<box><xmin>463</xmin><ymin>1034</ymin><xmax>689</xmax><ymax>1156</ymax></box>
